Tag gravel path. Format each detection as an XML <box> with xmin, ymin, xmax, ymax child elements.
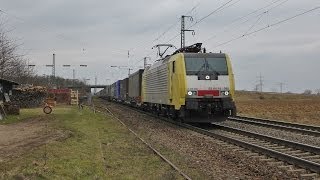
<box><xmin>99</xmin><ymin>101</ymin><xmax>298</xmax><ymax>179</ymax></box>
<box><xmin>220</xmin><ymin>121</ymin><xmax>320</xmax><ymax>147</ymax></box>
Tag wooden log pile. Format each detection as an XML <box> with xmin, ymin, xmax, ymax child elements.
<box><xmin>11</xmin><ymin>86</ymin><xmax>47</xmax><ymax>108</ymax></box>
<box><xmin>4</xmin><ymin>103</ymin><xmax>20</xmax><ymax>115</ymax></box>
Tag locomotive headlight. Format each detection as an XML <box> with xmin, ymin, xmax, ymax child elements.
<box><xmin>224</xmin><ymin>91</ymin><xmax>229</xmax><ymax>96</ymax></box>
<box><xmin>205</xmin><ymin>75</ymin><xmax>210</xmax><ymax>80</ymax></box>
<box><xmin>187</xmin><ymin>91</ymin><xmax>197</xmax><ymax>96</ymax></box>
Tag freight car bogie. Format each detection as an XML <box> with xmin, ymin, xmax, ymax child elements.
<box><xmin>179</xmin><ymin>107</ymin><xmax>236</xmax><ymax>123</ymax></box>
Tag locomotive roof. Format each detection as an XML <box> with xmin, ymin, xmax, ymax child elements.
<box><xmin>183</xmin><ymin>52</ymin><xmax>226</xmax><ymax>58</ymax></box>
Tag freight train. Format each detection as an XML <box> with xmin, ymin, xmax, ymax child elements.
<box><xmin>100</xmin><ymin>43</ymin><xmax>236</xmax><ymax>122</ymax></box>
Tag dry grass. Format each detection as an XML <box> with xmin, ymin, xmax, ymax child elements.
<box><xmin>235</xmin><ymin>91</ymin><xmax>320</xmax><ymax>126</ymax></box>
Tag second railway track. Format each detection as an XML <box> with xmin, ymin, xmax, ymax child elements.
<box><xmin>228</xmin><ymin>116</ymin><xmax>320</xmax><ymax>137</ymax></box>
<box><xmin>208</xmin><ymin>123</ymin><xmax>320</xmax><ymax>173</ymax></box>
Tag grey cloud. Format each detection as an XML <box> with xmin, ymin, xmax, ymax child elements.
<box><xmin>1</xmin><ymin>0</ymin><xmax>319</xmax><ymax>92</ymax></box>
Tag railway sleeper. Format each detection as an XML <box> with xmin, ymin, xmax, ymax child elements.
<box><xmin>236</xmin><ymin>150</ymin><xmax>252</xmax><ymax>154</ymax></box>
<box><xmin>251</xmin><ymin>155</ymin><xmax>267</xmax><ymax>159</ymax></box>
<box><xmin>231</xmin><ymin>147</ymin><xmax>244</xmax><ymax>152</ymax></box>
<box><xmin>312</xmin><ymin>159</ymin><xmax>320</xmax><ymax>162</ymax></box>
<box><xmin>260</xmin><ymin>158</ymin><xmax>276</xmax><ymax>162</ymax></box>
<box><xmin>291</xmin><ymin>152</ymin><xmax>312</xmax><ymax>157</ymax></box>
<box><xmin>278</xmin><ymin>165</ymin><xmax>294</xmax><ymax>170</ymax></box>
<box><xmin>287</xmin><ymin>168</ymin><xmax>306</xmax><ymax>173</ymax></box>
<box><xmin>269</xmin><ymin>146</ymin><xmax>287</xmax><ymax>150</ymax></box>
<box><xmin>285</xmin><ymin>150</ymin><xmax>303</xmax><ymax>154</ymax></box>
<box><xmin>263</xmin><ymin>144</ymin><xmax>282</xmax><ymax>148</ymax></box>
<box><xmin>256</xmin><ymin>142</ymin><xmax>273</xmax><ymax>146</ymax></box>
<box><xmin>267</xmin><ymin>161</ymin><xmax>284</xmax><ymax>166</ymax></box>
<box><xmin>303</xmin><ymin>155</ymin><xmax>320</xmax><ymax>159</ymax></box>
<box><xmin>245</xmin><ymin>152</ymin><xmax>259</xmax><ymax>156</ymax></box>
<box><xmin>300</xmin><ymin>173</ymin><xmax>319</xmax><ymax>179</ymax></box>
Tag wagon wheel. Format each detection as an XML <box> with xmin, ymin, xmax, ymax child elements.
<box><xmin>43</xmin><ymin>106</ymin><xmax>52</xmax><ymax>114</ymax></box>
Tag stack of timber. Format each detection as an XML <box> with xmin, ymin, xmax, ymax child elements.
<box><xmin>11</xmin><ymin>86</ymin><xmax>47</xmax><ymax>108</ymax></box>
<box><xmin>3</xmin><ymin>103</ymin><xmax>20</xmax><ymax>115</ymax></box>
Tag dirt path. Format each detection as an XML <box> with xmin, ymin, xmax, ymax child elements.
<box><xmin>0</xmin><ymin>116</ymin><xmax>66</xmax><ymax>162</ymax></box>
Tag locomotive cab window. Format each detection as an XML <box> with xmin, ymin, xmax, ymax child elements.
<box><xmin>184</xmin><ymin>57</ymin><xmax>228</xmax><ymax>75</ymax></box>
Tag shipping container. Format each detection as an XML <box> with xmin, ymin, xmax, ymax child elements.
<box><xmin>128</xmin><ymin>69</ymin><xmax>144</xmax><ymax>104</ymax></box>
<box><xmin>120</xmin><ymin>78</ymin><xmax>129</xmax><ymax>102</ymax></box>
<box><xmin>115</xmin><ymin>80</ymin><xmax>121</xmax><ymax>100</ymax></box>
<box><xmin>110</xmin><ymin>82</ymin><xmax>116</xmax><ymax>99</ymax></box>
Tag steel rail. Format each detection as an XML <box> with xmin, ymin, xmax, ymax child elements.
<box><xmin>118</xmin><ymin>105</ymin><xmax>320</xmax><ymax>173</ymax></box>
<box><xmin>228</xmin><ymin>116</ymin><xmax>320</xmax><ymax>136</ymax></box>
<box><xmin>210</xmin><ymin>123</ymin><xmax>320</xmax><ymax>155</ymax></box>
<box><xmin>181</xmin><ymin>123</ymin><xmax>320</xmax><ymax>173</ymax></box>
<box><xmin>94</xmin><ymin>104</ymin><xmax>192</xmax><ymax>180</ymax></box>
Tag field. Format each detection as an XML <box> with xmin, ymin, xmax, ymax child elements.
<box><xmin>235</xmin><ymin>91</ymin><xmax>320</xmax><ymax>126</ymax></box>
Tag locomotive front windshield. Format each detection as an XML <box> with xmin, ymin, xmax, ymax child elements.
<box><xmin>184</xmin><ymin>57</ymin><xmax>228</xmax><ymax>75</ymax></box>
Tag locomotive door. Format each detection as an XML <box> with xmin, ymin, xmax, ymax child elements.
<box><xmin>169</xmin><ymin>61</ymin><xmax>175</xmax><ymax>103</ymax></box>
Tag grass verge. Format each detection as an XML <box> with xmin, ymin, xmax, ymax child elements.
<box><xmin>0</xmin><ymin>106</ymin><xmax>181</xmax><ymax>179</ymax></box>
<box><xmin>0</xmin><ymin>108</ymin><xmax>43</xmax><ymax>124</ymax></box>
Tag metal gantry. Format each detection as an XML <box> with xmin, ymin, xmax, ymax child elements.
<box><xmin>180</xmin><ymin>15</ymin><xmax>195</xmax><ymax>48</ymax></box>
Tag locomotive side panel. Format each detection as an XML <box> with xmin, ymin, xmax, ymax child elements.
<box><xmin>143</xmin><ymin>62</ymin><xmax>169</xmax><ymax>105</ymax></box>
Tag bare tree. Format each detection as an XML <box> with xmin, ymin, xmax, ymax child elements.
<box><xmin>1</xmin><ymin>18</ymin><xmax>85</xmax><ymax>88</ymax></box>
<box><xmin>0</xmin><ymin>18</ymin><xmax>34</xmax><ymax>82</ymax></box>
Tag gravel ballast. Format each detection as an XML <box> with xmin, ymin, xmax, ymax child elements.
<box><xmin>98</xmin><ymin>101</ymin><xmax>299</xmax><ymax>179</ymax></box>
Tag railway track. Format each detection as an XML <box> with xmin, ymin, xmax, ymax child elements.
<box><xmin>97</xmin><ymin>99</ymin><xmax>320</xmax><ymax>178</ymax></box>
<box><xmin>209</xmin><ymin>123</ymin><xmax>320</xmax><ymax>172</ymax></box>
<box><xmin>171</xmin><ymin>122</ymin><xmax>320</xmax><ymax>176</ymax></box>
<box><xmin>92</xmin><ymin>103</ymin><xmax>192</xmax><ymax>180</ymax></box>
<box><xmin>228</xmin><ymin>116</ymin><xmax>320</xmax><ymax>136</ymax></box>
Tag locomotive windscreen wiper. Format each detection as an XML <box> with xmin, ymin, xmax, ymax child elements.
<box><xmin>196</xmin><ymin>58</ymin><xmax>220</xmax><ymax>76</ymax></box>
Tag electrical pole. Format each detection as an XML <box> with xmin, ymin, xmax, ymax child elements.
<box><xmin>181</xmin><ymin>15</ymin><xmax>195</xmax><ymax>48</ymax></box>
<box><xmin>257</xmin><ymin>73</ymin><xmax>264</xmax><ymax>92</ymax></box>
<box><xmin>143</xmin><ymin>57</ymin><xmax>151</xmax><ymax>69</ymax></box>
<box><xmin>94</xmin><ymin>76</ymin><xmax>97</xmax><ymax>94</ymax></box>
<box><xmin>128</xmin><ymin>68</ymin><xmax>133</xmax><ymax>76</ymax></box>
<box><xmin>278</xmin><ymin>82</ymin><xmax>285</xmax><ymax>93</ymax></box>
<box><xmin>72</xmin><ymin>69</ymin><xmax>75</xmax><ymax>86</ymax></box>
<box><xmin>144</xmin><ymin>57</ymin><xmax>147</xmax><ymax>69</ymax></box>
<box><xmin>52</xmin><ymin>53</ymin><xmax>56</xmax><ymax>77</ymax></box>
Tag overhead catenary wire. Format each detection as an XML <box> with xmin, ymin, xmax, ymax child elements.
<box><xmin>243</xmin><ymin>12</ymin><xmax>266</xmax><ymax>36</ymax></box>
<box><xmin>203</xmin><ymin>0</ymin><xmax>289</xmax><ymax>42</ymax></box>
<box><xmin>130</xmin><ymin>3</ymin><xmax>201</xmax><ymax>67</ymax></box>
<box><xmin>203</xmin><ymin>0</ymin><xmax>289</xmax><ymax>43</ymax></box>
<box><xmin>152</xmin><ymin>2</ymin><xmax>201</xmax><ymax>43</ymax></box>
<box><xmin>188</xmin><ymin>0</ymin><xmax>237</xmax><ymax>29</ymax></box>
<box><xmin>213</xmin><ymin>6</ymin><xmax>320</xmax><ymax>48</ymax></box>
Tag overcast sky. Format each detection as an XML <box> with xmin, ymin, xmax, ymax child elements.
<box><xmin>1</xmin><ymin>0</ymin><xmax>319</xmax><ymax>93</ymax></box>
